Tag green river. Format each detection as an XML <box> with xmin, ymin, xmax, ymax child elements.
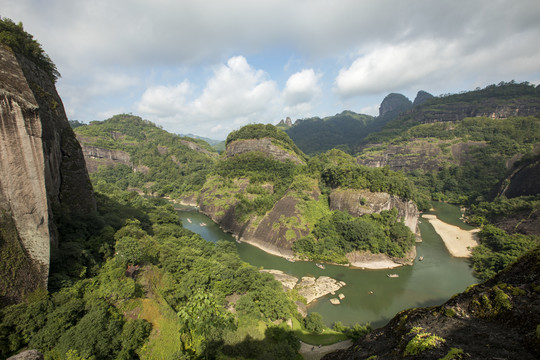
<box><xmin>176</xmin><ymin>202</ymin><xmax>478</xmax><ymax>328</ymax></box>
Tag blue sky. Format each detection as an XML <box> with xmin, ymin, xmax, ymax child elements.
<box><xmin>3</xmin><ymin>0</ymin><xmax>540</xmax><ymax>139</ymax></box>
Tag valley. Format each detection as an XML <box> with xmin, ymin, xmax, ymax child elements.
<box><xmin>1</xmin><ymin>17</ymin><xmax>539</xmax><ymax>360</ymax></box>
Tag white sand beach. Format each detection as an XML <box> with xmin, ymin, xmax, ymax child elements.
<box><xmin>422</xmin><ymin>214</ymin><xmax>479</xmax><ymax>257</ymax></box>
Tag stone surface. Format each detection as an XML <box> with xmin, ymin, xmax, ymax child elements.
<box><xmin>7</xmin><ymin>349</ymin><xmax>44</xmax><ymax>360</ymax></box>
<box><xmin>261</xmin><ymin>270</ymin><xmax>347</xmax><ymax>305</ymax></box>
<box><xmin>226</xmin><ymin>138</ymin><xmax>305</xmax><ymax>164</ymax></box>
<box><xmin>78</xmin><ymin>142</ymin><xmax>132</xmax><ymax>172</ymax></box>
<box><xmin>329</xmin><ymin>188</ymin><xmax>419</xmax><ymax>235</ymax></box>
<box><xmin>260</xmin><ymin>269</ymin><xmax>298</xmax><ymax>290</ymax></box>
<box><xmin>295</xmin><ymin>276</ymin><xmax>346</xmax><ymax>304</ymax></box>
<box><xmin>0</xmin><ymin>46</ymin><xmax>95</xmax><ymax>304</ymax></box>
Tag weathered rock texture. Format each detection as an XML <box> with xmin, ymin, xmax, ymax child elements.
<box><xmin>329</xmin><ymin>188</ymin><xmax>419</xmax><ymax>235</ymax></box>
<box><xmin>7</xmin><ymin>349</ymin><xmax>44</xmax><ymax>360</ymax></box>
<box><xmin>323</xmin><ymin>248</ymin><xmax>540</xmax><ymax>360</ymax></box>
<box><xmin>260</xmin><ymin>269</ymin><xmax>346</xmax><ymax>304</ymax></box>
<box><xmin>0</xmin><ymin>45</ymin><xmax>95</xmax><ymax>305</ymax></box>
<box><xmin>357</xmin><ymin>140</ymin><xmax>487</xmax><ymax>173</ymax></box>
<box><xmin>226</xmin><ymin>138</ymin><xmax>305</xmax><ymax>164</ymax></box>
<box><xmin>78</xmin><ymin>142</ymin><xmax>132</xmax><ymax>172</ymax></box>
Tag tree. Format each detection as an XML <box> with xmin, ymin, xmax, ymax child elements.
<box><xmin>177</xmin><ymin>291</ymin><xmax>236</xmax><ymax>359</ymax></box>
<box><xmin>304</xmin><ymin>312</ymin><xmax>324</xmax><ymax>334</ymax></box>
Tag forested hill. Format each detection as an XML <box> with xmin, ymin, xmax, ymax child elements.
<box><xmin>74</xmin><ymin>114</ymin><xmax>217</xmax><ymax>199</ymax></box>
<box><xmin>283</xmin><ymin>111</ymin><xmax>376</xmax><ymax>154</ymax></box>
<box><xmin>282</xmin><ymin>90</ymin><xmax>434</xmax><ymax>155</ymax></box>
<box><xmin>356</xmin><ymin>82</ymin><xmax>540</xmax><ymax>204</ymax></box>
<box><xmin>361</xmin><ymin>81</ymin><xmax>540</xmax><ymax>146</ymax></box>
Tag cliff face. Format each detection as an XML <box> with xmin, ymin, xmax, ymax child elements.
<box><xmin>77</xmin><ymin>142</ymin><xmax>132</xmax><ymax>173</ymax></box>
<box><xmin>198</xmin><ymin>176</ymin><xmax>316</xmax><ymax>258</ymax></box>
<box><xmin>226</xmin><ymin>138</ymin><xmax>305</xmax><ymax>164</ymax></box>
<box><xmin>323</xmin><ymin>248</ymin><xmax>540</xmax><ymax>360</ymax></box>
<box><xmin>357</xmin><ymin>140</ymin><xmax>487</xmax><ymax>172</ymax></box>
<box><xmin>0</xmin><ymin>46</ymin><xmax>95</xmax><ymax>304</ymax></box>
<box><xmin>329</xmin><ymin>188</ymin><xmax>419</xmax><ymax>235</ymax></box>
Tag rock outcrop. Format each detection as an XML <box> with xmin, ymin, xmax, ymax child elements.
<box><xmin>357</xmin><ymin>138</ymin><xmax>491</xmax><ymax>173</ymax></box>
<box><xmin>329</xmin><ymin>188</ymin><xmax>419</xmax><ymax>235</ymax></box>
<box><xmin>412</xmin><ymin>90</ymin><xmax>434</xmax><ymax>107</ymax></box>
<box><xmin>260</xmin><ymin>269</ymin><xmax>346</xmax><ymax>304</ymax></box>
<box><xmin>78</xmin><ymin>143</ymin><xmax>132</xmax><ymax>172</ymax></box>
<box><xmin>378</xmin><ymin>93</ymin><xmax>413</xmax><ymax>119</ymax></box>
<box><xmin>323</xmin><ymin>248</ymin><xmax>540</xmax><ymax>360</ymax></box>
<box><xmin>0</xmin><ymin>45</ymin><xmax>95</xmax><ymax>304</ymax></box>
<box><xmin>226</xmin><ymin>138</ymin><xmax>305</xmax><ymax>164</ymax></box>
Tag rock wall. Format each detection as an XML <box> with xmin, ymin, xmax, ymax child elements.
<box><xmin>78</xmin><ymin>143</ymin><xmax>132</xmax><ymax>173</ymax></box>
<box><xmin>329</xmin><ymin>188</ymin><xmax>419</xmax><ymax>235</ymax></box>
<box><xmin>0</xmin><ymin>46</ymin><xmax>95</xmax><ymax>304</ymax></box>
<box><xmin>226</xmin><ymin>138</ymin><xmax>305</xmax><ymax>164</ymax></box>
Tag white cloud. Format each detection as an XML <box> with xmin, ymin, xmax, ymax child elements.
<box><xmin>335</xmin><ymin>40</ymin><xmax>454</xmax><ymax>97</ymax></box>
<box><xmin>192</xmin><ymin>56</ymin><xmax>279</xmax><ymax>119</ymax></box>
<box><xmin>138</xmin><ymin>81</ymin><xmax>192</xmax><ymax>117</ymax></box>
<box><xmin>283</xmin><ymin>69</ymin><xmax>322</xmax><ymax>105</ymax></box>
<box><xmin>137</xmin><ymin>56</ymin><xmax>280</xmax><ymax>138</ymax></box>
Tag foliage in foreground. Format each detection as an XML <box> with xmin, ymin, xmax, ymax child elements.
<box><xmin>1</xmin><ymin>186</ymin><xmax>300</xmax><ymax>359</ymax></box>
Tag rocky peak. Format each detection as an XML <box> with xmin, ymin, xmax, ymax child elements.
<box><xmin>278</xmin><ymin>117</ymin><xmax>293</xmax><ymax>127</ymax></box>
<box><xmin>413</xmin><ymin>90</ymin><xmax>434</xmax><ymax>107</ymax></box>
<box><xmin>379</xmin><ymin>93</ymin><xmax>413</xmax><ymax>118</ymax></box>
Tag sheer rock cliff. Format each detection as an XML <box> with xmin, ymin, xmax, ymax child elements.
<box><xmin>0</xmin><ymin>45</ymin><xmax>95</xmax><ymax>305</ymax></box>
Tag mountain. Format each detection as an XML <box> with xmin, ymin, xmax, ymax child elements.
<box><xmin>0</xmin><ymin>29</ymin><xmax>95</xmax><ymax>305</ymax></box>
<box><xmin>198</xmin><ymin>124</ymin><xmax>421</xmax><ymax>266</ymax></box>
<box><xmin>179</xmin><ymin>133</ymin><xmax>226</xmax><ymax>152</ymax></box>
<box><xmin>323</xmin><ymin>247</ymin><xmax>540</xmax><ymax>359</ymax></box>
<box><xmin>284</xmin><ymin>91</ymin><xmax>432</xmax><ymax>155</ymax></box>
<box><xmin>357</xmin><ymin>82</ymin><xmax>540</xmax><ymax>203</ymax></box>
<box><xmin>284</xmin><ymin>111</ymin><xmax>376</xmax><ymax>154</ymax></box>
<box><xmin>74</xmin><ymin>114</ymin><xmax>218</xmax><ymax>201</ymax></box>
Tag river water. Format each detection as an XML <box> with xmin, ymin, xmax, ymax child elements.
<box><xmin>176</xmin><ymin>202</ymin><xmax>477</xmax><ymax>328</ymax></box>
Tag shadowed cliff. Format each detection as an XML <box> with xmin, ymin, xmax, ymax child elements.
<box><xmin>0</xmin><ymin>43</ymin><xmax>95</xmax><ymax>305</ymax></box>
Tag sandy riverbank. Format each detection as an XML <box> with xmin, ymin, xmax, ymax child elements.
<box><xmin>422</xmin><ymin>214</ymin><xmax>479</xmax><ymax>257</ymax></box>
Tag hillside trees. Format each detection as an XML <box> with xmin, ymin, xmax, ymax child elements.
<box><xmin>0</xmin><ymin>17</ymin><xmax>60</xmax><ymax>81</ymax></box>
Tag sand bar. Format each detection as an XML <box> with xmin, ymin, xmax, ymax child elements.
<box><xmin>422</xmin><ymin>214</ymin><xmax>479</xmax><ymax>257</ymax></box>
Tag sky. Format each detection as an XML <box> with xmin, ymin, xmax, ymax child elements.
<box><xmin>3</xmin><ymin>0</ymin><xmax>540</xmax><ymax>139</ymax></box>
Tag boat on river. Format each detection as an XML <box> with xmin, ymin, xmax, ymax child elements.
<box><xmin>419</xmin><ymin>256</ymin><xmax>424</xmax><ymax>261</ymax></box>
<box><xmin>316</xmin><ymin>263</ymin><xmax>325</xmax><ymax>269</ymax></box>
<box><xmin>187</xmin><ymin>218</ymin><xmax>192</xmax><ymax>223</ymax></box>
<box><xmin>200</xmin><ymin>222</ymin><xmax>207</xmax><ymax>227</ymax></box>
<box><xmin>387</xmin><ymin>274</ymin><xmax>399</xmax><ymax>278</ymax></box>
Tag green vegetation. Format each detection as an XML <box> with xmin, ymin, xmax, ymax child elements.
<box><xmin>332</xmin><ymin>321</ymin><xmax>372</xmax><ymax>341</ymax></box>
<box><xmin>1</xmin><ymin>186</ymin><xmax>304</xmax><ymax>359</ymax></box>
<box><xmin>75</xmin><ymin>114</ymin><xmax>217</xmax><ymax>199</ymax></box>
<box><xmin>313</xmin><ymin>149</ymin><xmax>429</xmax><ymax>209</ymax></box>
<box><xmin>470</xmin><ymin>284</ymin><xmax>518</xmax><ymax>319</ymax></box>
<box><xmin>471</xmin><ymin>224</ymin><xmax>539</xmax><ymax>280</ymax></box>
<box><xmin>403</xmin><ymin>326</ymin><xmax>445</xmax><ymax>356</ymax></box>
<box><xmin>363</xmin><ymin>81</ymin><xmax>540</xmax><ymax>145</ymax></box>
<box><xmin>293</xmin><ymin>208</ymin><xmax>416</xmax><ymax>263</ymax></box>
<box><xmin>439</xmin><ymin>347</ymin><xmax>466</xmax><ymax>360</ymax></box>
<box><xmin>285</xmin><ymin>111</ymin><xmax>376</xmax><ymax>155</ymax></box>
<box><xmin>0</xmin><ymin>17</ymin><xmax>60</xmax><ymax>81</ymax></box>
<box><xmin>226</xmin><ymin>123</ymin><xmax>307</xmax><ymax>161</ymax></box>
